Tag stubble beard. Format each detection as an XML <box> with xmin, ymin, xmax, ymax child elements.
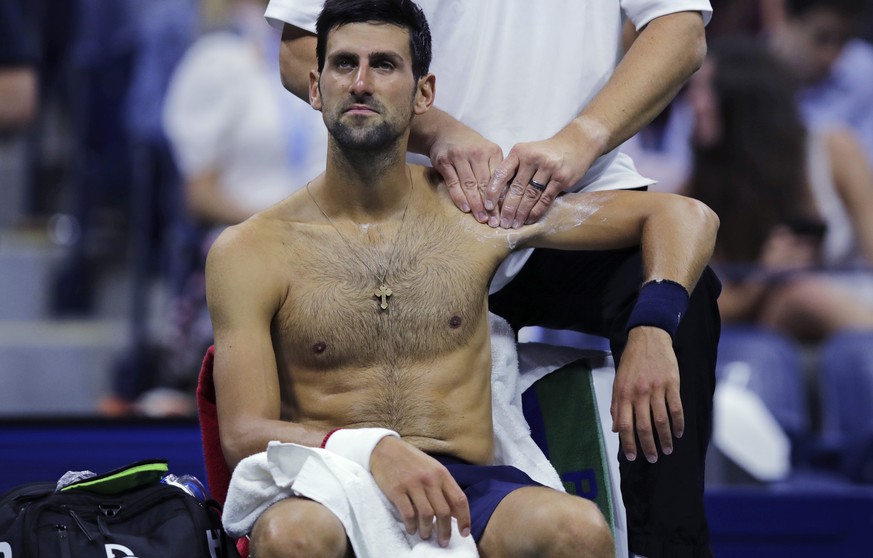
<box><xmin>329</xmin><ymin>117</ymin><xmax>402</xmax><ymax>153</ymax></box>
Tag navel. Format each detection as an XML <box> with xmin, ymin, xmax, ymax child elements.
<box><xmin>312</xmin><ymin>341</ymin><xmax>327</xmax><ymax>354</ymax></box>
<box><xmin>449</xmin><ymin>315</ymin><xmax>463</xmax><ymax>329</ymax></box>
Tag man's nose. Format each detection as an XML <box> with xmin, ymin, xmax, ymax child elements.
<box><xmin>350</xmin><ymin>64</ymin><xmax>374</xmax><ymax>95</ymax></box>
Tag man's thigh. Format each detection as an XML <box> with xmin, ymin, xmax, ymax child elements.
<box><xmin>478</xmin><ymin>486</ymin><xmax>612</xmax><ymax>558</ymax></box>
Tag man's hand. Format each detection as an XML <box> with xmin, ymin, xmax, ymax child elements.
<box><xmin>611</xmin><ymin>326</ymin><xmax>684</xmax><ymax>463</ymax></box>
<box><xmin>428</xmin><ymin>123</ymin><xmax>503</xmax><ymax>225</ymax></box>
<box><xmin>370</xmin><ymin>436</ymin><xmax>471</xmax><ymax>547</ymax></box>
<box><xmin>487</xmin><ymin>119</ymin><xmax>606</xmax><ymax>228</ymax></box>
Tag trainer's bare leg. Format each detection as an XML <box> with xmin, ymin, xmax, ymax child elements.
<box><xmin>250</xmin><ymin>497</ymin><xmax>353</xmax><ymax>558</ymax></box>
<box><xmin>479</xmin><ymin>487</ymin><xmax>613</xmax><ymax>558</ymax></box>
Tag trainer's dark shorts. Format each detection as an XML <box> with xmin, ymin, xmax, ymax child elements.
<box><xmin>431</xmin><ymin>454</ymin><xmax>543</xmax><ymax>542</ymax></box>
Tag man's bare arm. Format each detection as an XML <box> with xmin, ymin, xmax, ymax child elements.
<box><xmin>206</xmin><ymin>224</ymin><xmax>325</xmax><ymax>469</ymax></box>
<box><xmin>520</xmin><ymin>190</ymin><xmax>717</xmax><ymax>291</ymax></box>
<box><xmin>516</xmin><ymin>190</ymin><xmax>719</xmax><ymax>461</ymax></box>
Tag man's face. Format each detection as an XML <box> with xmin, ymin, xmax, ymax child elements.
<box><xmin>311</xmin><ymin>22</ymin><xmax>427</xmax><ymax>152</ymax></box>
<box><xmin>772</xmin><ymin>7</ymin><xmax>855</xmax><ymax>84</ymax></box>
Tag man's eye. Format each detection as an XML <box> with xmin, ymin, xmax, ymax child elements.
<box><xmin>374</xmin><ymin>60</ymin><xmax>395</xmax><ymax>70</ymax></box>
<box><xmin>335</xmin><ymin>58</ymin><xmax>354</xmax><ymax>69</ymax></box>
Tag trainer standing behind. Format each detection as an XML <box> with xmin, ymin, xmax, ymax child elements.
<box><xmin>266</xmin><ymin>1</ymin><xmax>721</xmax><ymax>556</ymax></box>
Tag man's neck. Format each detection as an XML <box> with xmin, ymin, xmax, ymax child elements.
<box><xmin>321</xmin><ymin>143</ymin><xmax>413</xmax><ymax>222</ymax></box>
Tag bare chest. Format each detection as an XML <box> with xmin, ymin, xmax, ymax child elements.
<box><xmin>275</xmin><ymin>216</ymin><xmax>499</xmax><ymax>368</ymax></box>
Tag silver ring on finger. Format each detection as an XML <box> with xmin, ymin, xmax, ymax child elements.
<box><xmin>528</xmin><ymin>178</ymin><xmax>547</xmax><ymax>191</ymax></box>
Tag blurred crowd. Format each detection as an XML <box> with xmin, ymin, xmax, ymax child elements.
<box><xmin>2</xmin><ymin>0</ymin><xmax>873</xmax><ymax>483</ymax></box>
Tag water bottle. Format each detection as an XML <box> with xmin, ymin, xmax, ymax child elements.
<box><xmin>161</xmin><ymin>474</ymin><xmax>208</xmax><ymax>503</ymax></box>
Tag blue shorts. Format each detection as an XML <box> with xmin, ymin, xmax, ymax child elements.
<box><xmin>431</xmin><ymin>454</ymin><xmax>542</xmax><ymax>542</ymax></box>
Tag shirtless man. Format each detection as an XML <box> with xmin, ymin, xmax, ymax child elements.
<box><xmin>206</xmin><ymin>1</ymin><xmax>718</xmax><ymax>556</ymax></box>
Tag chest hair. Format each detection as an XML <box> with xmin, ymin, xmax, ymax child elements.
<box><xmin>276</xmin><ymin>212</ymin><xmax>496</xmax><ymax>369</ymax></box>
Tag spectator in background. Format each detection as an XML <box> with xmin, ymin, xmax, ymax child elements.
<box><xmin>628</xmin><ymin>0</ymin><xmax>873</xmax><ymax>193</ymax></box>
<box><xmin>767</xmin><ymin>0</ymin><xmax>873</xmax><ymax>160</ymax></box>
<box><xmin>0</xmin><ymin>0</ymin><xmax>38</xmax><ymax>133</ymax></box>
<box><xmin>685</xmin><ymin>38</ymin><xmax>873</xmax><ymax>343</ymax></box>
<box><xmin>134</xmin><ymin>0</ymin><xmax>326</xmax><ymax>414</ymax></box>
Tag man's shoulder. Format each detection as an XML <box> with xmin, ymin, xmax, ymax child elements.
<box><xmin>210</xmin><ymin>192</ymin><xmax>313</xmax><ymax>257</ymax></box>
<box><xmin>413</xmin><ymin>164</ymin><xmax>458</xmax><ymax>211</ymax></box>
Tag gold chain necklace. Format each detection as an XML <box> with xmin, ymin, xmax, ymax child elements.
<box><xmin>306</xmin><ymin>166</ymin><xmax>414</xmax><ymax>311</ymax></box>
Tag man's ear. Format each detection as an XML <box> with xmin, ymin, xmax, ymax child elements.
<box><xmin>414</xmin><ymin>73</ymin><xmax>435</xmax><ymax>115</ymax></box>
<box><xmin>309</xmin><ymin>69</ymin><xmax>322</xmax><ymax>111</ymax></box>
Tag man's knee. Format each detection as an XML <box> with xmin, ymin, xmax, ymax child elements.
<box><xmin>529</xmin><ymin>496</ymin><xmax>614</xmax><ymax>558</ymax></box>
<box><xmin>250</xmin><ymin>498</ymin><xmax>348</xmax><ymax>558</ymax></box>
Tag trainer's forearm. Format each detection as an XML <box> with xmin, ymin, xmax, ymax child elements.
<box><xmin>571</xmin><ymin>11</ymin><xmax>707</xmax><ymax>156</ymax></box>
<box><xmin>279</xmin><ymin>24</ymin><xmax>317</xmax><ymax>103</ymax></box>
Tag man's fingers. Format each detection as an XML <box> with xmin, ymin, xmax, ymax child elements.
<box><xmin>651</xmin><ymin>396</ymin><xmax>673</xmax><ymax>457</ymax></box>
<box><xmin>612</xmin><ymin>400</ymin><xmax>637</xmax><ymax>462</ymax></box>
<box><xmin>394</xmin><ymin>493</ymin><xmax>418</xmax><ymax>535</ymax></box>
<box><xmin>425</xmin><ymin>485</ymin><xmax>453</xmax><ymax>547</ymax></box>
<box><xmin>409</xmin><ymin>492</ymin><xmax>435</xmax><ymax>541</ymax></box>
<box><xmin>635</xmin><ymin>398</ymin><xmax>658</xmax><ymax>463</ymax></box>
<box><xmin>445</xmin><ymin>483</ymin><xmax>471</xmax><ymax>538</ymax></box>
<box><xmin>668</xmin><ymin>384</ymin><xmax>685</xmax><ymax>439</ymax></box>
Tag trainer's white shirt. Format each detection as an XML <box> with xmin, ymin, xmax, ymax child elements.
<box><xmin>265</xmin><ymin>0</ymin><xmax>712</xmax><ymax>291</ymax></box>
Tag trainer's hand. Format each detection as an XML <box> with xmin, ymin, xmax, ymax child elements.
<box><xmin>370</xmin><ymin>436</ymin><xmax>471</xmax><ymax>547</ymax></box>
<box><xmin>611</xmin><ymin>326</ymin><xmax>684</xmax><ymax>463</ymax></box>
<box><xmin>487</xmin><ymin>121</ymin><xmax>604</xmax><ymax>228</ymax></box>
<box><xmin>429</xmin><ymin>124</ymin><xmax>503</xmax><ymax>225</ymax></box>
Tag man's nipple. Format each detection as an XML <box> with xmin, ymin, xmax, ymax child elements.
<box><xmin>449</xmin><ymin>315</ymin><xmax>463</xmax><ymax>329</ymax></box>
<box><xmin>312</xmin><ymin>341</ymin><xmax>327</xmax><ymax>354</ymax></box>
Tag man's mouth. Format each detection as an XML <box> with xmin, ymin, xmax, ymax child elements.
<box><xmin>344</xmin><ymin>104</ymin><xmax>378</xmax><ymax>115</ymax></box>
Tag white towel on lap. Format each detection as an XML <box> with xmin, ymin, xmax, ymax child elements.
<box><xmin>223</xmin><ymin>314</ymin><xmax>587</xmax><ymax>557</ymax></box>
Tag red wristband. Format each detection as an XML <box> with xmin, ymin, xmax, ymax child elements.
<box><xmin>320</xmin><ymin>428</ymin><xmax>343</xmax><ymax>448</ymax></box>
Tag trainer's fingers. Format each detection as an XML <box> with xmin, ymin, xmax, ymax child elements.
<box><xmin>524</xmin><ymin>179</ymin><xmax>558</xmax><ymax>225</ymax></box>
<box><xmin>483</xmin><ymin>149</ymin><xmax>504</xmax><ymax>213</ymax></box>
<box><xmin>455</xmin><ymin>161</ymin><xmax>489</xmax><ymax>223</ymax></box>
<box><xmin>469</xmin><ymin>157</ymin><xmax>498</xmax><ymax>225</ymax></box>
<box><xmin>487</xmin><ymin>152</ymin><xmax>519</xmax><ymax>223</ymax></box>
<box><xmin>434</xmin><ymin>163</ymin><xmax>470</xmax><ymax>217</ymax></box>
<box><xmin>511</xmin><ymin>173</ymin><xmax>549</xmax><ymax>228</ymax></box>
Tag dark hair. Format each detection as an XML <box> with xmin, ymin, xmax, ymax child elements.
<box><xmin>786</xmin><ymin>0</ymin><xmax>869</xmax><ymax>19</ymax></box>
<box><xmin>686</xmin><ymin>37</ymin><xmax>815</xmax><ymax>263</ymax></box>
<box><xmin>316</xmin><ymin>0</ymin><xmax>432</xmax><ymax>81</ymax></box>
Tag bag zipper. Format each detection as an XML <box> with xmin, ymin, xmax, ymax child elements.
<box><xmin>56</xmin><ymin>524</ymin><xmax>72</xmax><ymax>558</ymax></box>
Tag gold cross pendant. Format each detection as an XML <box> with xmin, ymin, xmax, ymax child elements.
<box><xmin>375</xmin><ymin>284</ymin><xmax>393</xmax><ymax>310</ymax></box>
